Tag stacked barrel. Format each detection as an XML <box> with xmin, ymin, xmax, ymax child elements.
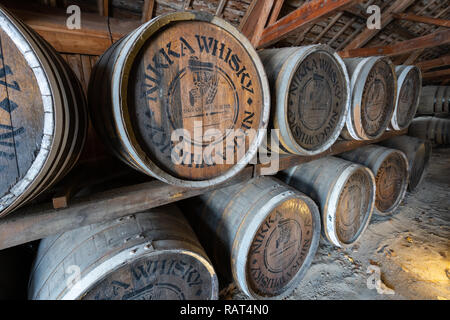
<box><xmin>0</xmin><ymin>7</ymin><xmax>87</xmax><ymax>217</ymax></box>
<box><xmin>0</xmin><ymin>6</ymin><xmax>440</xmax><ymax>301</ymax></box>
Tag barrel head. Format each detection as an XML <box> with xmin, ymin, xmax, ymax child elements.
<box><xmin>395</xmin><ymin>67</ymin><xmax>421</xmax><ymax>130</ymax></box>
<box><xmin>360</xmin><ymin>58</ymin><xmax>395</xmax><ymax>139</ymax></box>
<box><xmin>335</xmin><ymin>168</ymin><xmax>373</xmax><ymax>245</ymax></box>
<box><xmin>83</xmin><ymin>251</ymin><xmax>217</xmax><ymax>300</ymax></box>
<box><xmin>286</xmin><ymin>50</ymin><xmax>347</xmax><ymax>153</ymax></box>
<box><xmin>375</xmin><ymin>152</ymin><xmax>408</xmax><ymax>214</ymax></box>
<box><xmin>127</xmin><ymin>18</ymin><xmax>265</xmax><ymax>181</ymax></box>
<box><xmin>0</xmin><ymin>14</ymin><xmax>46</xmax><ymax>207</ymax></box>
<box><xmin>246</xmin><ymin>197</ymin><xmax>316</xmax><ymax>298</ymax></box>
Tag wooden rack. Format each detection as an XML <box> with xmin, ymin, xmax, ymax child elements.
<box><xmin>0</xmin><ymin>129</ymin><xmax>406</xmax><ymax>250</ymax></box>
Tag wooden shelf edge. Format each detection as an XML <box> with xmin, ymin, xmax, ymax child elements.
<box><xmin>0</xmin><ymin>129</ymin><xmax>406</xmax><ymax>250</ymax></box>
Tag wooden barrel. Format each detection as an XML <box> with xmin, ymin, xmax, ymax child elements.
<box><xmin>379</xmin><ymin>136</ymin><xmax>432</xmax><ymax>192</ymax></box>
<box><xmin>89</xmin><ymin>11</ymin><xmax>270</xmax><ymax>188</ymax></box>
<box><xmin>279</xmin><ymin>157</ymin><xmax>376</xmax><ymax>247</ymax></box>
<box><xmin>186</xmin><ymin>176</ymin><xmax>321</xmax><ymax>299</ymax></box>
<box><xmin>339</xmin><ymin>145</ymin><xmax>409</xmax><ymax>215</ymax></box>
<box><xmin>258</xmin><ymin>45</ymin><xmax>349</xmax><ymax>155</ymax></box>
<box><xmin>417</xmin><ymin>86</ymin><xmax>450</xmax><ymax>115</ymax></box>
<box><xmin>0</xmin><ymin>7</ymin><xmax>87</xmax><ymax>217</ymax></box>
<box><xmin>341</xmin><ymin>56</ymin><xmax>396</xmax><ymax>140</ymax></box>
<box><xmin>408</xmin><ymin>116</ymin><xmax>450</xmax><ymax>146</ymax></box>
<box><xmin>391</xmin><ymin>65</ymin><xmax>422</xmax><ymax>131</ymax></box>
<box><xmin>28</xmin><ymin>206</ymin><xmax>218</xmax><ymax>300</ymax></box>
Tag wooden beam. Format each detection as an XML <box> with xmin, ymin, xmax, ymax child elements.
<box><xmin>422</xmin><ymin>68</ymin><xmax>450</xmax><ymax>80</ymax></box>
<box><xmin>339</xmin><ymin>29</ymin><xmax>450</xmax><ymax>58</ymax></box>
<box><xmin>343</xmin><ymin>0</ymin><xmax>416</xmax><ymax>50</ymax></box>
<box><xmin>98</xmin><ymin>0</ymin><xmax>109</xmax><ymax>17</ymax></box>
<box><xmin>9</xmin><ymin>8</ymin><xmax>140</xmax><ymax>55</ymax></box>
<box><xmin>393</xmin><ymin>13</ymin><xmax>450</xmax><ymax>28</ymax></box>
<box><xmin>313</xmin><ymin>12</ymin><xmax>344</xmax><ymax>43</ymax></box>
<box><xmin>141</xmin><ymin>0</ymin><xmax>155</xmax><ymax>23</ymax></box>
<box><xmin>0</xmin><ymin>129</ymin><xmax>407</xmax><ymax>251</ymax></box>
<box><xmin>268</xmin><ymin>0</ymin><xmax>285</xmax><ymax>25</ymax></box>
<box><xmin>215</xmin><ymin>0</ymin><xmax>228</xmax><ymax>17</ymax></box>
<box><xmin>328</xmin><ymin>17</ymin><xmax>356</xmax><ymax>46</ymax></box>
<box><xmin>415</xmin><ymin>55</ymin><xmax>450</xmax><ymax>71</ymax></box>
<box><xmin>239</xmin><ymin>0</ymin><xmax>275</xmax><ymax>47</ymax></box>
<box><xmin>402</xmin><ymin>49</ymin><xmax>424</xmax><ymax>65</ymax></box>
<box><xmin>258</xmin><ymin>0</ymin><xmax>361</xmax><ymax>48</ymax></box>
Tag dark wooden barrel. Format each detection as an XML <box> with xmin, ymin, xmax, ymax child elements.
<box><xmin>186</xmin><ymin>176</ymin><xmax>321</xmax><ymax>300</ymax></box>
<box><xmin>339</xmin><ymin>145</ymin><xmax>409</xmax><ymax>215</ymax></box>
<box><xmin>417</xmin><ymin>86</ymin><xmax>450</xmax><ymax>115</ymax></box>
<box><xmin>391</xmin><ymin>65</ymin><xmax>422</xmax><ymax>131</ymax></box>
<box><xmin>341</xmin><ymin>56</ymin><xmax>396</xmax><ymax>140</ymax></box>
<box><xmin>0</xmin><ymin>7</ymin><xmax>87</xmax><ymax>217</ymax></box>
<box><xmin>408</xmin><ymin>116</ymin><xmax>450</xmax><ymax>146</ymax></box>
<box><xmin>379</xmin><ymin>136</ymin><xmax>432</xmax><ymax>192</ymax></box>
<box><xmin>28</xmin><ymin>205</ymin><xmax>218</xmax><ymax>300</ymax></box>
<box><xmin>89</xmin><ymin>11</ymin><xmax>270</xmax><ymax>188</ymax></box>
<box><xmin>258</xmin><ymin>45</ymin><xmax>349</xmax><ymax>155</ymax></box>
<box><xmin>279</xmin><ymin>157</ymin><xmax>375</xmax><ymax>247</ymax></box>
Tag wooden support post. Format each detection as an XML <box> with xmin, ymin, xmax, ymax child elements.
<box><xmin>141</xmin><ymin>0</ymin><xmax>155</xmax><ymax>23</ymax></box>
<box><xmin>258</xmin><ymin>0</ymin><xmax>362</xmax><ymax>48</ymax></box>
<box><xmin>339</xmin><ymin>29</ymin><xmax>450</xmax><ymax>58</ymax></box>
<box><xmin>239</xmin><ymin>0</ymin><xmax>275</xmax><ymax>47</ymax></box>
<box><xmin>98</xmin><ymin>0</ymin><xmax>109</xmax><ymax>17</ymax></box>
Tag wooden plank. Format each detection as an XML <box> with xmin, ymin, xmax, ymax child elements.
<box><xmin>257</xmin><ymin>129</ymin><xmax>408</xmax><ymax>175</ymax></box>
<box><xmin>393</xmin><ymin>13</ymin><xmax>450</xmax><ymax>28</ymax></box>
<box><xmin>343</xmin><ymin>0</ymin><xmax>416</xmax><ymax>50</ymax></box>
<box><xmin>328</xmin><ymin>17</ymin><xmax>356</xmax><ymax>46</ymax></box>
<box><xmin>9</xmin><ymin>8</ymin><xmax>140</xmax><ymax>55</ymax></box>
<box><xmin>312</xmin><ymin>12</ymin><xmax>344</xmax><ymax>43</ymax></box>
<box><xmin>0</xmin><ymin>166</ymin><xmax>255</xmax><ymax>251</ymax></box>
<box><xmin>415</xmin><ymin>55</ymin><xmax>450</xmax><ymax>71</ymax></box>
<box><xmin>0</xmin><ymin>130</ymin><xmax>407</xmax><ymax>250</ymax></box>
<box><xmin>239</xmin><ymin>0</ymin><xmax>275</xmax><ymax>47</ymax></box>
<box><xmin>141</xmin><ymin>0</ymin><xmax>155</xmax><ymax>23</ymax></box>
<box><xmin>422</xmin><ymin>68</ymin><xmax>450</xmax><ymax>80</ymax></box>
<box><xmin>258</xmin><ymin>0</ymin><xmax>362</xmax><ymax>48</ymax></box>
<box><xmin>339</xmin><ymin>29</ymin><xmax>450</xmax><ymax>58</ymax></box>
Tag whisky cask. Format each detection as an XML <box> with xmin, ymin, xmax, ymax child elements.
<box><xmin>89</xmin><ymin>11</ymin><xmax>270</xmax><ymax>188</ymax></box>
<box><xmin>279</xmin><ymin>157</ymin><xmax>375</xmax><ymax>247</ymax></box>
<box><xmin>390</xmin><ymin>65</ymin><xmax>422</xmax><ymax>131</ymax></box>
<box><xmin>409</xmin><ymin>116</ymin><xmax>450</xmax><ymax>146</ymax></box>
<box><xmin>258</xmin><ymin>45</ymin><xmax>350</xmax><ymax>155</ymax></box>
<box><xmin>29</xmin><ymin>206</ymin><xmax>218</xmax><ymax>300</ymax></box>
<box><xmin>379</xmin><ymin>136</ymin><xmax>432</xmax><ymax>192</ymax></box>
<box><xmin>339</xmin><ymin>145</ymin><xmax>409</xmax><ymax>215</ymax></box>
<box><xmin>0</xmin><ymin>7</ymin><xmax>87</xmax><ymax>217</ymax></box>
<box><xmin>417</xmin><ymin>86</ymin><xmax>450</xmax><ymax>115</ymax></box>
<box><xmin>341</xmin><ymin>56</ymin><xmax>396</xmax><ymax>140</ymax></box>
<box><xmin>186</xmin><ymin>176</ymin><xmax>321</xmax><ymax>300</ymax></box>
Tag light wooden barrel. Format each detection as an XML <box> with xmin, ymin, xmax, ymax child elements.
<box><xmin>417</xmin><ymin>86</ymin><xmax>450</xmax><ymax>115</ymax></box>
<box><xmin>258</xmin><ymin>45</ymin><xmax>350</xmax><ymax>155</ymax></box>
<box><xmin>28</xmin><ymin>206</ymin><xmax>218</xmax><ymax>300</ymax></box>
<box><xmin>0</xmin><ymin>7</ymin><xmax>88</xmax><ymax>217</ymax></box>
<box><xmin>279</xmin><ymin>157</ymin><xmax>376</xmax><ymax>247</ymax></box>
<box><xmin>379</xmin><ymin>136</ymin><xmax>432</xmax><ymax>192</ymax></box>
<box><xmin>186</xmin><ymin>176</ymin><xmax>321</xmax><ymax>300</ymax></box>
<box><xmin>391</xmin><ymin>65</ymin><xmax>422</xmax><ymax>131</ymax></box>
<box><xmin>341</xmin><ymin>56</ymin><xmax>396</xmax><ymax>140</ymax></box>
<box><xmin>408</xmin><ymin>116</ymin><xmax>450</xmax><ymax>146</ymax></box>
<box><xmin>339</xmin><ymin>145</ymin><xmax>409</xmax><ymax>215</ymax></box>
<box><xmin>89</xmin><ymin>11</ymin><xmax>270</xmax><ymax>188</ymax></box>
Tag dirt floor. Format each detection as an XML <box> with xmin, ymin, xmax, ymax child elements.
<box><xmin>226</xmin><ymin>147</ymin><xmax>450</xmax><ymax>300</ymax></box>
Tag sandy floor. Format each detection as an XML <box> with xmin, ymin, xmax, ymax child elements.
<box><xmin>226</xmin><ymin>147</ymin><xmax>450</xmax><ymax>300</ymax></box>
